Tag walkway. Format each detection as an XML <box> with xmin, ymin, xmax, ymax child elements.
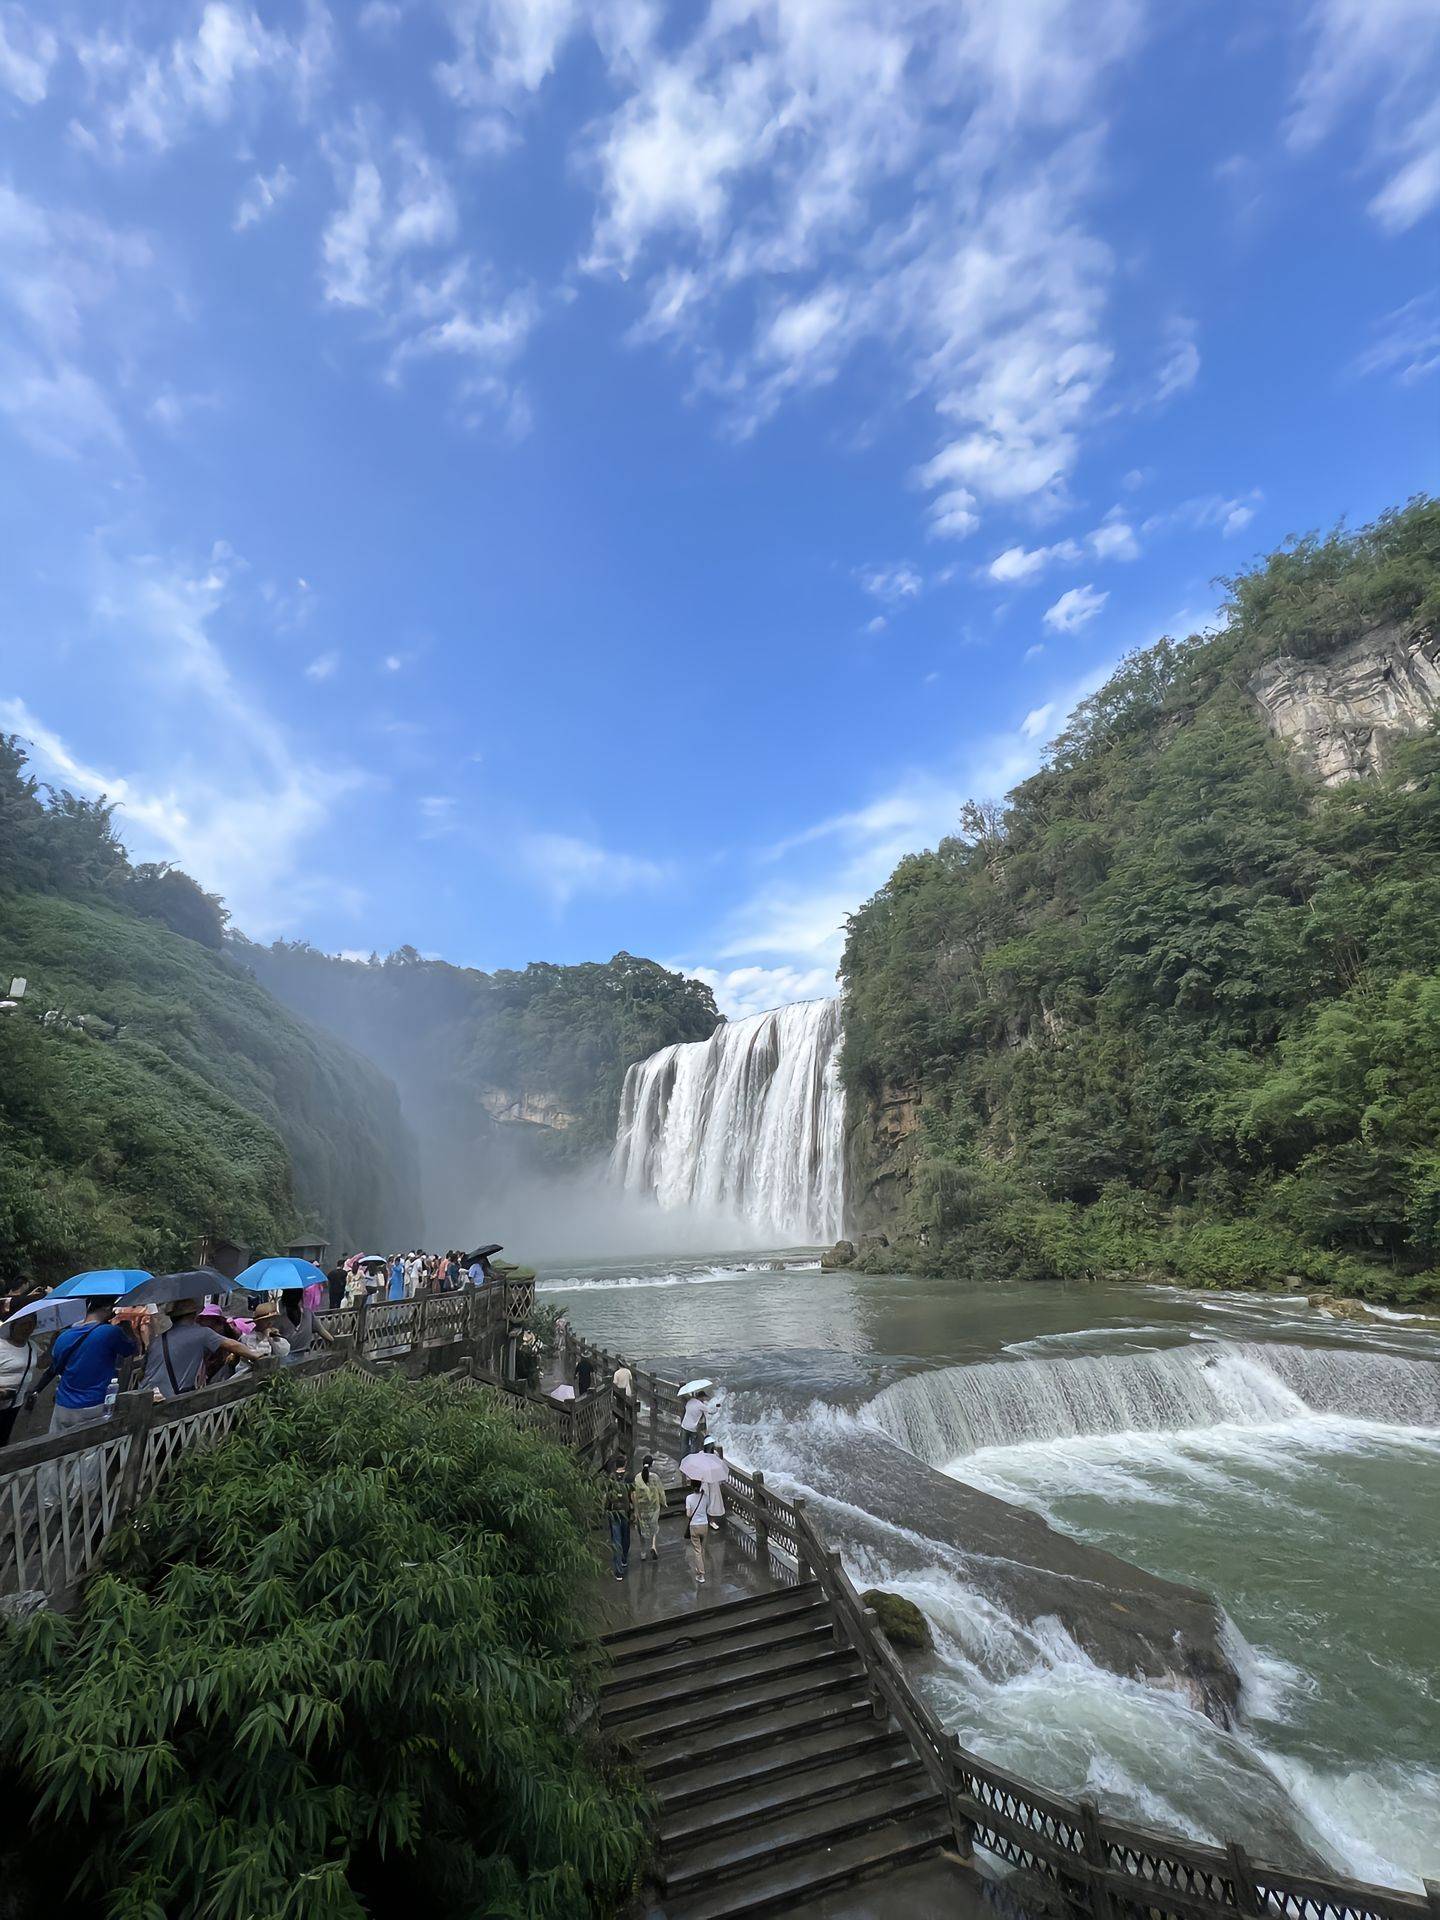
<box><xmin>592</xmin><ymin>1499</ymin><xmax>991</xmax><ymax>1920</ymax></box>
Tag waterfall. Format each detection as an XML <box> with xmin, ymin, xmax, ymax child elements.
<box><xmin>865</xmin><ymin>1343</ymin><xmax>1440</xmax><ymax>1465</ymax></box>
<box><xmin>612</xmin><ymin>998</ymin><xmax>846</xmax><ymax>1241</ymax></box>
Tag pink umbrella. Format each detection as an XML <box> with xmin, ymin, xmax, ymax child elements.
<box><xmin>549</xmin><ymin>1384</ymin><xmax>576</xmax><ymax>1402</ymax></box>
<box><xmin>680</xmin><ymin>1452</ymin><xmax>727</xmax><ymax>1484</ymax></box>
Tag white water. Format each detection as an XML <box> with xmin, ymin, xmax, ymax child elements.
<box><xmin>611</xmin><ymin>999</ymin><xmax>846</xmax><ymax>1242</ymax></box>
<box><xmin>864</xmin><ymin>1341</ymin><xmax>1440</xmax><ymax>1462</ymax></box>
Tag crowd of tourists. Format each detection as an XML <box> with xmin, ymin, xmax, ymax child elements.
<box><xmin>596</xmin><ymin>1371</ymin><xmax>726</xmax><ymax>1586</ymax></box>
<box><xmin>0</xmin><ymin>1242</ymin><xmax>514</xmax><ymax>1449</ymax></box>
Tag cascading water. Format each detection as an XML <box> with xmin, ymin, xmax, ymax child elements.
<box><xmin>611</xmin><ymin>998</ymin><xmax>845</xmax><ymax>1241</ymax></box>
<box><xmin>864</xmin><ymin>1341</ymin><xmax>1440</xmax><ymax>1464</ymax></box>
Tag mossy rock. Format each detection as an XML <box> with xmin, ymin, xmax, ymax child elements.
<box><xmin>861</xmin><ymin>1588</ymin><xmax>933</xmax><ymax>1652</ymax></box>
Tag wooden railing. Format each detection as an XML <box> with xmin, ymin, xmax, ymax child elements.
<box><xmin>554</xmin><ymin>1322</ymin><xmax>1432</xmax><ymax>1920</ymax></box>
<box><xmin>315</xmin><ymin>1278</ymin><xmax>527</xmax><ymax>1364</ymax></box>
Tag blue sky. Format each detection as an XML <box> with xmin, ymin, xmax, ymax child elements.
<box><xmin>1</xmin><ymin>0</ymin><xmax>1436</xmax><ymax>1017</ymax></box>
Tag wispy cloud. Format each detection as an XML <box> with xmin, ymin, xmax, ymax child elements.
<box><xmin>1353</xmin><ymin>292</ymin><xmax>1440</xmax><ymax>385</ymax></box>
<box><xmin>234</xmin><ymin>162</ymin><xmax>294</xmax><ymax>232</ymax></box>
<box><xmin>1287</xmin><ymin>0</ymin><xmax>1440</xmax><ymax>232</ymax></box>
<box><xmin>1</xmin><ymin>542</ymin><xmax>360</xmax><ymax>931</ymax></box>
<box><xmin>519</xmin><ymin>831</ymin><xmax>673</xmax><ymax>909</ymax></box>
<box><xmin>0</xmin><ymin>4</ymin><xmax>57</xmax><ymax>104</ymax></box>
<box><xmin>304</xmin><ymin>649</ymin><xmax>340</xmax><ymax>682</ymax></box>
<box><xmin>680</xmin><ymin>962</ymin><xmax>838</xmax><ymax>1019</ymax></box>
<box><xmin>1142</xmin><ymin>490</ymin><xmax>1262</xmax><ymax>540</ymax></box>
<box><xmin>1043</xmin><ymin>583</ymin><xmax>1108</xmax><ymax>632</ymax></box>
<box><xmin>857</xmin><ymin>562</ymin><xmax>923</xmax><ymax>605</ymax></box>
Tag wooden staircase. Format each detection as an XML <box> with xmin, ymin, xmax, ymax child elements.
<box><xmin>601</xmin><ymin>1582</ymin><xmax>951</xmax><ymax>1918</ymax></box>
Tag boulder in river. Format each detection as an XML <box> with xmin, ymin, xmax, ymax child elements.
<box><xmin>820</xmin><ymin>1239</ymin><xmax>856</xmax><ymax>1270</ymax></box>
<box><xmin>861</xmin><ymin>1588</ymin><xmax>933</xmax><ymax>1652</ymax></box>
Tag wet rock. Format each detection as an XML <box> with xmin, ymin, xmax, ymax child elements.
<box><xmin>861</xmin><ymin>1588</ymin><xmax>933</xmax><ymax>1651</ymax></box>
<box><xmin>820</xmin><ymin>1239</ymin><xmax>856</xmax><ymax>1270</ymax></box>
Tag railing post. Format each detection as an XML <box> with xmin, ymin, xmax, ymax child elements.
<box><xmin>112</xmin><ymin>1390</ymin><xmax>159</xmax><ymax>1517</ymax></box>
<box><xmin>1078</xmin><ymin>1799</ymin><xmax>1116</xmax><ymax>1920</ymax></box>
<box><xmin>1225</xmin><ymin>1842</ymin><xmax>1260</xmax><ymax>1919</ymax></box>
<box><xmin>752</xmin><ymin>1469</ymin><xmax>770</xmax><ymax>1568</ymax></box>
<box><xmin>793</xmin><ymin>1496</ymin><xmax>814</xmax><ymax>1580</ymax></box>
<box><xmin>646</xmin><ymin>1371</ymin><xmax>659</xmax><ymax>1457</ymax></box>
<box><xmin>947</xmin><ymin>1734</ymin><xmax>976</xmax><ymax>1862</ymax></box>
<box><xmin>354</xmin><ymin>1297</ymin><xmax>369</xmax><ymax>1357</ymax></box>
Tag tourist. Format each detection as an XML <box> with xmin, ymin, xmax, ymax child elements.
<box><xmin>604</xmin><ymin>1456</ymin><xmax>632</xmax><ymax>1581</ymax></box>
<box><xmin>679</xmin><ymin>1386</ymin><xmax>710</xmax><ymax>1450</ymax></box>
<box><xmin>25</xmin><ymin>1300</ymin><xmax>138</xmax><ymax>1434</ymax></box>
<box><xmin>386</xmin><ymin>1256</ymin><xmax>406</xmax><ymax>1303</ymax></box>
<box><xmin>0</xmin><ymin>1314</ymin><xmax>42</xmax><ymax>1445</ymax></box>
<box><xmin>684</xmin><ymin>1477</ymin><xmax>711</xmax><ymax>1584</ymax></box>
<box><xmin>443</xmin><ymin>1252</ymin><xmax>461</xmax><ymax>1292</ymax></box>
<box><xmin>702</xmin><ymin>1439</ymin><xmax>727</xmax><ymax>1528</ymax></box>
<box><xmin>231</xmin><ymin>1302</ymin><xmax>290</xmax><ymax>1376</ymax></box>
<box><xmin>613</xmin><ymin>1359</ymin><xmax>634</xmax><ymax>1400</ymax></box>
<box><xmin>466</xmin><ymin>1253</ymin><xmax>487</xmax><ymax>1287</ymax></box>
<box><xmin>140</xmin><ymin>1300</ymin><xmax>254</xmax><ymax>1400</ymax></box>
<box><xmin>277</xmin><ymin>1289</ymin><xmax>331</xmax><ymax>1360</ymax></box>
<box><xmin>632</xmin><ymin>1457</ymin><xmax>665</xmax><ymax>1560</ymax></box>
<box><xmin>576</xmin><ymin>1352</ymin><xmax>594</xmax><ymax>1398</ymax></box>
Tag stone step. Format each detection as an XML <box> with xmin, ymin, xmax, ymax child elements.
<box><xmin>601</xmin><ymin>1581</ymin><xmax>822</xmax><ymax>1659</ymax></box>
<box><xmin>616</xmin><ymin>1651</ymin><xmax>863</xmax><ymax>1747</ymax></box>
<box><xmin>635</xmin><ymin>1687</ymin><xmax>876</xmax><ymax>1777</ymax></box>
<box><xmin>603</xmin><ymin>1613</ymin><xmax>835</xmax><ymax>1693</ymax></box>
<box><xmin>657</xmin><ymin>1722</ymin><xmax>908</xmax><ymax>1814</ymax></box>
<box><xmin>664</xmin><ymin>1804</ymin><xmax>952</xmax><ymax>1920</ymax></box>
<box><xmin>665</xmin><ymin>1770</ymin><xmax>942</xmax><ymax>1894</ymax></box>
<box><xmin>602</xmin><ymin>1639</ymin><xmax>845</xmax><ymax>1724</ymax></box>
<box><xmin>660</xmin><ymin>1747</ymin><xmax>920</xmax><ymax>1851</ymax></box>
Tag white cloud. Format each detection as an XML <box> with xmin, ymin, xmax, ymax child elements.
<box><xmin>304</xmin><ymin>649</ymin><xmax>339</xmax><ymax>682</ymax></box>
<box><xmin>1021</xmin><ymin>702</ymin><xmax>1056</xmax><ymax>740</ymax></box>
<box><xmin>0</xmin><ymin>183</ymin><xmax>154</xmax><ymax>459</ymax></box>
<box><xmin>359</xmin><ymin>1</ymin><xmax>403</xmax><ymax>36</ymax></box>
<box><xmin>320</xmin><ymin>123</ymin><xmax>537</xmax><ymax>426</ymax></box>
<box><xmin>857</xmin><ymin>562</ymin><xmax>922</xmax><ymax>604</ymax></box>
<box><xmin>1143</xmin><ymin>491</ymin><xmax>1263</xmax><ymax>540</ymax></box>
<box><xmin>682</xmin><ymin>963</ymin><xmax>837</xmax><ymax>1020</ymax></box>
<box><xmin>987</xmin><ymin>539</ymin><xmax>1081</xmax><ymax>585</ymax></box>
<box><xmin>865</xmin><ymin>615</ymin><xmax>886</xmax><ymax>634</ymax></box>
<box><xmin>1154</xmin><ymin>317</ymin><xmax>1200</xmax><ymax>402</ymax></box>
<box><xmin>519</xmin><ymin>831</ymin><xmax>671</xmax><ymax>909</ymax></box>
<box><xmin>71</xmin><ymin>1</ymin><xmax>332</xmax><ymax>157</ymax></box>
<box><xmin>551</xmin><ymin>1</ymin><xmax>1140</xmax><ymax>535</ymax></box>
<box><xmin>1043</xmin><ymin>583</ymin><xmax>1108</xmax><ymax>632</ymax></box>
<box><xmin>1354</xmin><ymin>293</ymin><xmax>1440</xmax><ymax>385</ymax></box>
<box><xmin>234</xmin><ymin>162</ymin><xmax>294</xmax><ymax>232</ymax></box>
<box><xmin>1288</xmin><ymin>0</ymin><xmax>1440</xmax><ymax>232</ymax></box>
<box><xmin>0</xmin><ymin>4</ymin><xmax>56</xmax><ymax>103</ymax></box>
<box><xmin>1</xmin><ymin>545</ymin><xmax>360</xmax><ymax>930</ymax></box>
<box><xmin>1088</xmin><ymin>514</ymin><xmax>1140</xmax><ymax>561</ymax></box>
<box><xmin>382</xmin><ymin>652</ymin><xmax>403</xmax><ymax>671</ymax></box>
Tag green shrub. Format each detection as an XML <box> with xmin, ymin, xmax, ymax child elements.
<box><xmin>0</xmin><ymin>1371</ymin><xmax>647</xmax><ymax>1920</ymax></box>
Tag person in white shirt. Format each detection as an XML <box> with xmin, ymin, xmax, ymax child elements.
<box><xmin>679</xmin><ymin>1387</ymin><xmax>709</xmax><ymax>1448</ymax></box>
<box><xmin>612</xmin><ymin>1362</ymin><xmax>633</xmax><ymax>1399</ymax></box>
<box><xmin>684</xmin><ymin>1478</ymin><xmax>710</xmax><ymax>1583</ymax></box>
<box><xmin>0</xmin><ymin>1317</ymin><xmax>40</xmax><ymax>1445</ymax></box>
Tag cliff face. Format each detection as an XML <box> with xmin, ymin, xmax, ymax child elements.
<box><xmin>1250</xmin><ymin>622</ymin><xmax>1440</xmax><ymax>785</ymax></box>
<box><xmin>845</xmin><ymin>1081</ymin><xmax>922</xmax><ymax>1233</ymax></box>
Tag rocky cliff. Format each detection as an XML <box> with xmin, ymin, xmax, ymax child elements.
<box><xmin>1250</xmin><ymin>621</ymin><xmax>1440</xmax><ymax>784</ymax></box>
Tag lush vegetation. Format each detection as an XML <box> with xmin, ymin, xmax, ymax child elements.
<box><xmin>0</xmin><ymin>1370</ymin><xmax>645</xmax><ymax>1919</ymax></box>
<box><xmin>0</xmin><ymin>744</ymin><xmax>420</xmax><ymax>1283</ymax></box>
<box><xmin>240</xmin><ymin>941</ymin><xmax>720</xmax><ymax>1219</ymax></box>
<box><xmin>841</xmin><ymin>499</ymin><xmax>1440</xmax><ymax>1304</ymax></box>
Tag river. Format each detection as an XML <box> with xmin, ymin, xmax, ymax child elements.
<box><xmin>535</xmin><ymin>1251</ymin><xmax>1440</xmax><ymax>1889</ymax></box>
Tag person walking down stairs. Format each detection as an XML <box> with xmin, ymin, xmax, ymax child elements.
<box><xmin>605</xmin><ymin>1456</ymin><xmax>633</xmax><ymax>1581</ymax></box>
<box><xmin>633</xmin><ymin>1456</ymin><xmax>665</xmax><ymax>1560</ymax></box>
<box><xmin>684</xmin><ymin>1477</ymin><xmax>711</xmax><ymax>1584</ymax></box>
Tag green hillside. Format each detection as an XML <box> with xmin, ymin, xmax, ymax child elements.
<box><xmin>840</xmin><ymin>499</ymin><xmax>1440</xmax><ymax>1304</ymax></box>
<box><xmin>0</xmin><ymin>745</ymin><xmax>419</xmax><ymax>1283</ymax></box>
<box><xmin>239</xmin><ymin>940</ymin><xmax>720</xmax><ymax>1233</ymax></box>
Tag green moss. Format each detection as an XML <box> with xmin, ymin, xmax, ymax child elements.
<box><xmin>861</xmin><ymin>1588</ymin><xmax>933</xmax><ymax>1651</ymax></box>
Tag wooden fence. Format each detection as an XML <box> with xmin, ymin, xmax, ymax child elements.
<box><xmin>558</xmin><ymin>1323</ymin><xmax>1433</xmax><ymax>1920</ymax></box>
<box><xmin>0</xmin><ymin>1280</ymin><xmax>537</xmax><ymax>1612</ymax></box>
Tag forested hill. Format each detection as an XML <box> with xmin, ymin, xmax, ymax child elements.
<box><xmin>237</xmin><ymin>942</ymin><xmax>720</xmax><ymax>1235</ymax></box>
<box><xmin>0</xmin><ymin>741</ymin><xmax>420</xmax><ymax>1283</ymax></box>
<box><xmin>840</xmin><ymin>499</ymin><xmax>1440</xmax><ymax>1304</ymax></box>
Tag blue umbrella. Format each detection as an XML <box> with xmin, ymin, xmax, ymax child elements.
<box><xmin>50</xmin><ymin>1269</ymin><xmax>153</xmax><ymax>1299</ymax></box>
<box><xmin>234</xmin><ymin>1256</ymin><xmax>329</xmax><ymax>1294</ymax></box>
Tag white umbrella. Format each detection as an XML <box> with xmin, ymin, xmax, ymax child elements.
<box><xmin>3</xmin><ymin>1297</ymin><xmax>85</xmax><ymax>1333</ymax></box>
<box><xmin>680</xmin><ymin>1452</ymin><xmax>727</xmax><ymax>1483</ymax></box>
<box><xmin>549</xmin><ymin>1384</ymin><xmax>576</xmax><ymax>1402</ymax></box>
<box><xmin>677</xmin><ymin>1378</ymin><xmax>714</xmax><ymax>1397</ymax></box>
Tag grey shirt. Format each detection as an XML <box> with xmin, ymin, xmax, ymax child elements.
<box><xmin>141</xmin><ymin>1323</ymin><xmax>223</xmax><ymax>1398</ymax></box>
<box><xmin>283</xmin><ymin>1308</ymin><xmax>315</xmax><ymax>1355</ymax></box>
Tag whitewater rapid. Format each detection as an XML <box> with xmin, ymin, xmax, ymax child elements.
<box><xmin>611</xmin><ymin>999</ymin><xmax>845</xmax><ymax>1242</ymax></box>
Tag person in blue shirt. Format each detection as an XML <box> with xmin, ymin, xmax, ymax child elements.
<box><xmin>27</xmin><ymin>1300</ymin><xmax>139</xmax><ymax>1436</ymax></box>
<box><xmin>386</xmin><ymin>1256</ymin><xmax>405</xmax><ymax>1302</ymax></box>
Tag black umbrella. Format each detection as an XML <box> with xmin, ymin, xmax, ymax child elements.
<box><xmin>466</xmin><ymin>1244</ymin><xmax>503</xmax><ymax>1264</ymax></box>
<box><xmin>118</xmin><ymin>1267</ymin><xmax>233</xmax><ymax>1308</ymax></box>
